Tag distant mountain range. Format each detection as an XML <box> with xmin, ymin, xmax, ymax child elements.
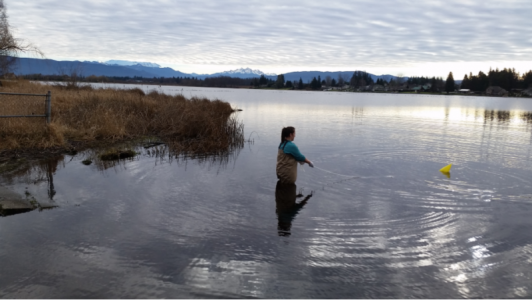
<box><xmin>211</xmin><ymin>67</ymin><xmax>277</xmax><ymax>78</ymax></box>
<box><xmin>104</xmin><ymin>60</ymin><xmax>161</xmax><ymax>68</ymax></box>
<box><xmin>12</xmin><ymin>57</ymin><xmax>404</xmax><ymax>82</ymax></box>
<box><xmin>14</xmin><ymin>58</ymin><xmax>190</xmax><ymax>78</ymax></box>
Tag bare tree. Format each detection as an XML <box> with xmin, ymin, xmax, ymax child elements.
<box><xmin>337</xmin><ymin>73</ymin><xmax>345</xmax><ymax>87</ymax></box>
<box><xmin>395</xmin><ymin>73</ymin><xmax>405</xmax><ymax>86</ymax></box>
<box><xmin>325</xmin><ymin>75</ymin><xmax>332</xmax><ymax>87</ymax></box>
<box><xmin>0</xmin><ymin>0</ymin><xmax>42</xmax><ymax>76</ymax></box>
<box><xmin>56</xmin><ymin>62</ymin><xmax>85</xmax><ymax>89</ymax></box>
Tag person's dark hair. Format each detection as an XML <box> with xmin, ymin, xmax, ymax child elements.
<box><xmin>281</xmin><ymin>126</ymin><xmax>295</xmax><ymax>142</ymax></box>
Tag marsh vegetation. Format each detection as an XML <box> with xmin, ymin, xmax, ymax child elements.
<box><xmin>0</xmin><ymin>80</ymin><xmax>244</xmax><ymax>157</ymax></box>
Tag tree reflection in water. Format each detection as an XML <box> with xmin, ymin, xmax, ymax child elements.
<box><xmin>275</xmin><ymin>181</ymin><xmax>312</xmax><ymax>237</ymax></box>
<box><xmin>0</xmin><ymin>157</ymin><xmax>61</xmax><ymax>217</ymax></box>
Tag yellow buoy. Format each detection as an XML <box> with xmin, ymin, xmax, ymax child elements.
<box><xmin>439</xmin><ymin>164</ymin><xmax>452</xmax><ymax>173</ymax></box>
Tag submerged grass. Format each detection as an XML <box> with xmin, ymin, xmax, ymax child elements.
<box><xmin>0</xmin><ymin>80</ymin><xmax>244</xmax><ymax>156</ymax></box>
<box><xmin>99</xmin><ymin>149</ymin><xmax>137</xmax><ymax>161</ymax></box>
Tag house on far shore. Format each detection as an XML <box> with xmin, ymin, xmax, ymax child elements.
<box><xmin>522</xmin><ymin>88</ymin><xmax>532</xmax><ymax>97</ymax></box>
<box><xmin>372</xmin><ymin>84</ymin><xmax>385</xmax><ymax>92</ymax></box>
<box><xmin>459</xmin><ymin>89</ymin><xmax>471</xmax><ymax>94</ymax></box>
<box><xmin>357</xmin><ymin>85</ymin><xmax>373</xmax><ymax>92</ymax></box>
<box><xmin>410</xmin><ymin>84</ymin><xmax>431</xmax><ymax>92</ymax></box>
<box><xmin>486</xmin><ymin>86</ymin><xmax>508</xmax><ymax>97</ymax></box>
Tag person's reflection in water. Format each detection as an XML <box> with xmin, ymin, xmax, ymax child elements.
<box><xmin>275</xmin><ymin>181</ymin><xmax>313</xmax><ymax>237</ymax></box>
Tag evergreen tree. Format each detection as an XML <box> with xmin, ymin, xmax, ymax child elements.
<box><xmin>285</xmin><ymin>80</ymin><xmax>293</xmax><ymax>88</ymax></box>
<box><xmin>376</xmin><ymin>78</ymin><xmax>387</xmax><ymax>85</ymax></box>
<box><xmin>298</xmin><ymin>78</ymin><xmax>303</xmax><ymax>90</ymax></box>
<box><xmin>275</xmin><ymin>74</ymin><xmax>285</xmax><ymax>88</ymax></box>
<box><xmin>251</xmin><ymin>78</ymin><xmax>259</xmax><ymax>87</ymax></box>
<box><xmin>488</xmin><ymin>68</ymin><xmax>519</xmax><ymax>91</ymax></box>
<box><xmin>445</xmin><ymin>72</ymin><xmax>455</xmax><ymax>94</ymax></box>
<box><xmin>523</xmin><ymin>71</ymin><xmax>532</xmax><ymax>88</ymax></box>
<box><xmin>461</xmin><ymin>74</ymin><xmax>469</xmax><ymax>89</ymax></box>
<box><xmin>259</xmin><ymin>74</ymin><xmax>268</xmax><ymax>85</ymax></box>
<box><xmin>349</xmin><ymin>71</ymin><xmax>374</xmax><ymax>88</ymax></box>
<box><xmin>407</xmin><ymin>76</ymin><xmax>431</xmax><ymax>86</ymax></box>
<box><xmin>431</xmin><ymin>77</ymin><xmax>437</xmax><ymax>92</ymax></box>
<box><xmin>310</xmin><ymin>77</ymin><xmax>320</xmax><ymax>90</ymax></box>
<box><xmin>471</xmin><ymin>71</ymin><xmax>489</xmax><ymax>91</ymax></box>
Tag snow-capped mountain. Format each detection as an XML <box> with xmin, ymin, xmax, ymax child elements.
<box><xmin>218</xmin><ymin>68</ymin><xmax>276</xmax><ymax>76</ymax></box>
<box><xmin>209</xmin><ymin>67</ymin><xmax>276</xmax><ymax>79</ymax></box>
<box><xmin>104</xmin><ymin>60</ymin><xmax>161</xmax><ymax>68</ymax></box>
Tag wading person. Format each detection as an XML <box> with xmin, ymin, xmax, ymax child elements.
<box><xmin>276</xmin><ymin>126</ymin><xmax>313</xmax><ymax>184</ymax></box>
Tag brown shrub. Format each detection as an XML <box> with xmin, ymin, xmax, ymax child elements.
<box><xmin>0</xmin><ymin>80</ymin><xmax>243</xmax><ymax>155</ymax></box>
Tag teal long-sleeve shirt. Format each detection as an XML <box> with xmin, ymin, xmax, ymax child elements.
<box><xmin>279</xmin><ymin>140</ymin><xmax>306</xmax><ymax>162</ymax></box>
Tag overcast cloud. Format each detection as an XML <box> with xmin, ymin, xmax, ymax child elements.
<box><xmin>8</xmin><ymin>0</ymin><xmax>532</xmax><ymax>76</ymax></box>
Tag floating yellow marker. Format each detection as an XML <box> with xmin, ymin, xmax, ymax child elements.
<box><xmin>439</xmin><ymin>164</ymin><xmax>452</xmax><ymax>173</ymax></box>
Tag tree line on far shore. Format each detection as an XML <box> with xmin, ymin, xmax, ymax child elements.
<box><xmin>21</xmin><ymin>71</ymin><xmax>389</xmax><ymax>90</ymax></box>
<box><xmin>460</xmin><ymin>68</ymin><xmax>532</xmax><ymax>92</ymax></box>
<box><xmin>21</xmin><ymin>68</ymin><xmax>532</xmax><ymax>95</ymax></box>
<box><xmin>21</xmin><ymin>73</ymin><xmax>261</xmax><ymax>88</ymax></box>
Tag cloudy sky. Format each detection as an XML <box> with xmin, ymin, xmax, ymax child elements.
<box><xmin>8</xmin><ymin>0</ymin><xmax>532</xmax><ymax>77</ymax></box>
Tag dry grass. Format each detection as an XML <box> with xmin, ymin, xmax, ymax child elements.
<box><xmin>0</xmin><ymin>80</ymin><xmax>244</xmax><ymax>155</ymax></box>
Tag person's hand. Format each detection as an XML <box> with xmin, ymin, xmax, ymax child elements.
<box><xmin>308</xmin><ymin>161</ymin><xmax>314</xmax><ymax>168</ymax></box>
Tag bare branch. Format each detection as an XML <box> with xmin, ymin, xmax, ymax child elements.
<box><xmin>0</xmin><ymin>0</ymin><xmax>43</xmax><ymax>76</ymax></box>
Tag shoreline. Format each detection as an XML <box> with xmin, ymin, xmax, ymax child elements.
<box><xmin>34</xmin><ymin>80</ymin><xmax>532</xmax><ymax>100</ymax></box>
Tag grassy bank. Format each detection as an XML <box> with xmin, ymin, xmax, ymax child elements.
<box><xmin>0</xmin><ymin>80</ymin><xmax>244</xmax><ymax>155</ymax></box>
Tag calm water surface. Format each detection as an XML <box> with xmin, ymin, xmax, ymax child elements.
<box><xmin>2</xmin><ymin>86</ymin><xmax>532</xmax><ymax>298</ymax></box>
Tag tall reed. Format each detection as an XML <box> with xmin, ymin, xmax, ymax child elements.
<box><xmin>0</xmin><ymin>80</ymin><xmax>244</xmax><ymax>155</ymax></box>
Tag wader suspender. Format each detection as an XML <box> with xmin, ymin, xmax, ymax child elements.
<box><xmin>279</xmin><ymin>141</ymin><xmax>288</xmax><ymax>151</ymax></box>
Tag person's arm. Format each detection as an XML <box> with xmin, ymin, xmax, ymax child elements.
<box><xmin>283</xmin><ymin>142</ymin><xmax>306</xmax><ymax>161</ymax></box>
<box><xmin>284</xmin><ymin>142</ymin><xmax>313</xmax><ymax>167</ymax></box>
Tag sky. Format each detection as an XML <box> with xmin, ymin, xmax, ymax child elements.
<box><xmin>8</xmin><ymin>0</ymin><xmax>532</xmax><ymax>77</ymax></box>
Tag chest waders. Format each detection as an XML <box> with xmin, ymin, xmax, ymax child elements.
<box><xmin>276</xmin><ymin>141</ymin><xmax>298</xmax><ymax>184</ymax></box>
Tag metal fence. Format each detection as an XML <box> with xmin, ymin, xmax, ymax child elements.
<box><xmin>0</xmin><ymin>91</ymin><xmax>51</xmax><ymax>123</ymax></box>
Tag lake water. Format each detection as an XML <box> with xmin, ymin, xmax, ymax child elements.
<box><xmin>2</xmin><ymin>85</ymin><xmax>532</xmax><ymax>298</ymax></box>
